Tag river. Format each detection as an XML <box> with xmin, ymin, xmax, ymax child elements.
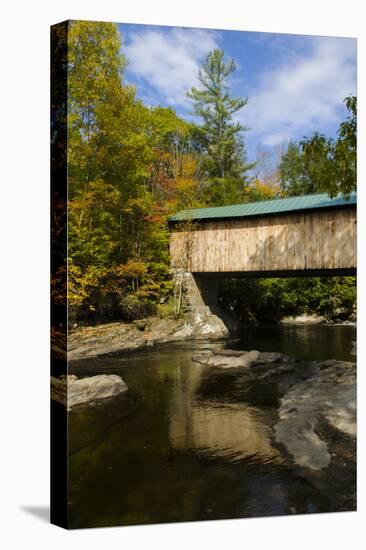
<box><xmin>68</xmin><ymin>323</ymin><xmax>356</xmax><ymax>528</ymax></box>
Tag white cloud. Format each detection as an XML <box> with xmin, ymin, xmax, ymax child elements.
<box><xmin>241</xmin><ymin>37</ymin><xmax>357</xmax><ymax>146</ymax></box>
<box><xmin>124</xmin><ymin>27</ymin><xmax>219</xmax><ymax>106</ymax></box>
<box><xmin>124</xmin><ymin>30</ymin><xmax>356</xmax><ymax>147</ymax></box>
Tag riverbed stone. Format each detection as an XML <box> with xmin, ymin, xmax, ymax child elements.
<box><xmin>192</xmin><ymin>349</ymin><xmax>258</xmax><ymax>368</ymax></box>
<box><xmin>192</xmin><ymin>349</ymin><xmax>291</xmax><ymax>371</ymax></box>
<box><xmin>192</xmin><ymin>348</ymin><xmax>356</xmax><ymax>486</ymax></box>
<box><xmin>279</xmin><ymin>314</ymin><xmax>327</xmax><ymax>325</ymax></box>
<box><xmin>51</xmin><ymin>374</ymin><xmax>128</xmax><ymax>409</ymax></box>
<box><xmin>274</xmin><ymin>360</ymin><xmax>356</xmax><ymax>470</ymax></box>
<box><xmin>213</xmin><ymin>349</ymin><xmax>246</xmax><ymax>357</ymax></box>
<box><xmin>253</xmin><ymin>351</ymin><xmax>290</xmax><ymax>364</ymax></box>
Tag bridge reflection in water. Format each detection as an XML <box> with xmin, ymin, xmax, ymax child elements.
<box><xmin>169</xmin><ymin>363</ymin><xmax>282</xmax><ymax>465</ymax></box>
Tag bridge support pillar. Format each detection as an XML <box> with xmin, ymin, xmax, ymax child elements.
<box><xmin>172</xmin><ymin>270</ymin><xmax>236</xmax><ymax>336</ymax></box>
<box><xmin>175</xmin><ymin>271</ymin><xmax>218</xmax><ymax>312</ymax></box>
<box><xmin>192</xmin><ymin>275</ymin><xmax>219</xmax><ymax>310</ymax></box>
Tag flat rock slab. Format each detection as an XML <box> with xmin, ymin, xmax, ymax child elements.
<box><xmin>51</xmin><ymin>374</ymin><xmax>128</xmax><ymax>410</ymax></box>
<box><xmin>280</xmin><ymin>314</ymin><xmax>327</xmax><ymax>325</ymax></box>
<box><xmin>192</xmin><ymin>349</ymin><xmax>291</xmax><ymax>371</ymax></box>
<box><xmin>274</xmin><ymin>360</ymin><xmax>356</xmax><ymax>470</ymax></box>
<box><xmin>68</xmin><ymin>313</ymin><xmax>230</xmax><ymax>360</ymax></box>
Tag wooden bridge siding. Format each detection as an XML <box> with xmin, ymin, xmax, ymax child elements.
<box><xmin>170</xmin><ymin>208</ymin><xmax>356</xmax><ymax>273</ymax></box>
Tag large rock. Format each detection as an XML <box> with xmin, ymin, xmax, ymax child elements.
<box><xmin>68</xmin><ymin>312</ymin><xmax>232</xmax><ymax>360</ymax></box>
<box><xmin>280</xmin><ymin>314</ymin><xmax>327</xmax><ymax>325</ymax></box>
<box><xmin>191</xmin><ymin>346</ymin><xmax>356</xmax><ymax>509</ymax></box>
<box><xmin>274</xmin><ymin>360</ymin><xmax>356</xmax><ymax>470</ymax></box>
<box><xmin>51</xmin><ymin>374</ymin><xmax>128</xmax><ymax>410</ymax></box>
<box><xmin>192</xmin><ymin>349</ymin><xmax>291</xmax><ymax>372</ymax></box>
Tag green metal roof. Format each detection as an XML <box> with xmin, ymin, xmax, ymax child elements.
<box><xmin>169</xmin><ymin>192</ymin><xmax>357</xmax><ymax>223</ymax></box>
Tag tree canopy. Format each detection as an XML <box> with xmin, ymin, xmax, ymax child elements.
<box><xmin>64</xmin><ymin>22</ymin><xmax>356</xmax><ymax>324</ymax></box>
<box><xmin>279</xmin><ymin>96</ymin><xmax>357</xmax><ymax>198</ymax></box>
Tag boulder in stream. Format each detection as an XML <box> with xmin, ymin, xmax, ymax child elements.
<box><xmin>274</xmin><ymin>359</ymin><xmax>356</xmax><ymax>470</ymax></box>
<box><xmin>192</xmin><ymin>349</ymin><xmax>291</xmax><ymax>372</ymax></box>
<box><xmin>51</xmin><ymin>374</ymin><xmax>128</xmax><ymax>410</ymax></box>
<box><xmin>191</xmin><ymin>347</ymin><xmax>356</xmax><ymax>510</ymax></box>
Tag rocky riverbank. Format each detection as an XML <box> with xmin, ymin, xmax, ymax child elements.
<box><xmin>279</xmin><ymin>312</ymin><xmax>356</xmax><ymax>325</ymax></box>
<box><xmin>68</xmin><ymin>310</ymin><xmax>356</xmax><ymax>360</ymax></box>
<box><xmin>192</xmin><ymin>348</ymin><xmax>356</xmax><ymax>511</ymax></box>
<box><xmin>68</xmin><ymin>309</ymin><xmax>231</xmax><ymax>361</ymax></box>
<box><xmin>279</xmin><ymin>314</ymin><xmax>328</xmax><ymax>325</ymax></box>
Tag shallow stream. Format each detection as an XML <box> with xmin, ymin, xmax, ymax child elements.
<box><xmin>68</xmin><ymin>323</ymin><xmax>355</xmax><ymax>528</ymax></box>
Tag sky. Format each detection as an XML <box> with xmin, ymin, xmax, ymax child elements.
<box><xmin>118</xmin><ymin>23</ymin><xmax>356</xmax><ymax>163</ymax></box>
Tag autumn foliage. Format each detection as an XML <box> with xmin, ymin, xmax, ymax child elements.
<box><xmin>65</xmin><ymin>22</ymin><xmax>356</xmax><ymax>324</ymax></box>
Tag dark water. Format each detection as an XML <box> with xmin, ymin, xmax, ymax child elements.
<box><xmin>68</xmin><ymin>324</ymin><xmax>356</xmax><ymax>528</ymax></box>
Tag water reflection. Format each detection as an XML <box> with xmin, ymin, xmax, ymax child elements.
<box><xmin>231</xmin><ymin>323</ymin><xmax>356</xmax><ymax>361</ymax></box>
<box><xmin>67</xmin><ymin>324</ymin><xmax>355</xmax><ymax>527</ymax></box>
<box><xmin>170</xmin><ymin>364</ymin><xmax>281</xmax><ymax>464</ymax></box>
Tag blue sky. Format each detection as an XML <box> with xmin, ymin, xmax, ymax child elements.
<box><xmin>118</xmin><ymin>23</ymin><xmax>356</xmax><ymax>163</ymax></box>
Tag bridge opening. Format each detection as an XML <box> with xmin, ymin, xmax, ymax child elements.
<box><xmin>182</xmin><ymin>271</ymin><xmax>356</xmax><ymax>332</ymax></box>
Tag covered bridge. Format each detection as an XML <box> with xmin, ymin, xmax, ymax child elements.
<box><xmin>169</xmin><ymin>192</ymin><xmax>357</xmax><ymax>278</ymax></box>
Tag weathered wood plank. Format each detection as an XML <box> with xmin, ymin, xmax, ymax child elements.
<box><xmin>170</xmin><ymin>208</ymin><xmax>356</xmax><ymax>274</ymax></box>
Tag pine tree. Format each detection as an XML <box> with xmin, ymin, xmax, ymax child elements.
<box><xmin>187</xmin><ymin>49</ymin><xmax>252</xmax><ymax>205</ymax></box>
